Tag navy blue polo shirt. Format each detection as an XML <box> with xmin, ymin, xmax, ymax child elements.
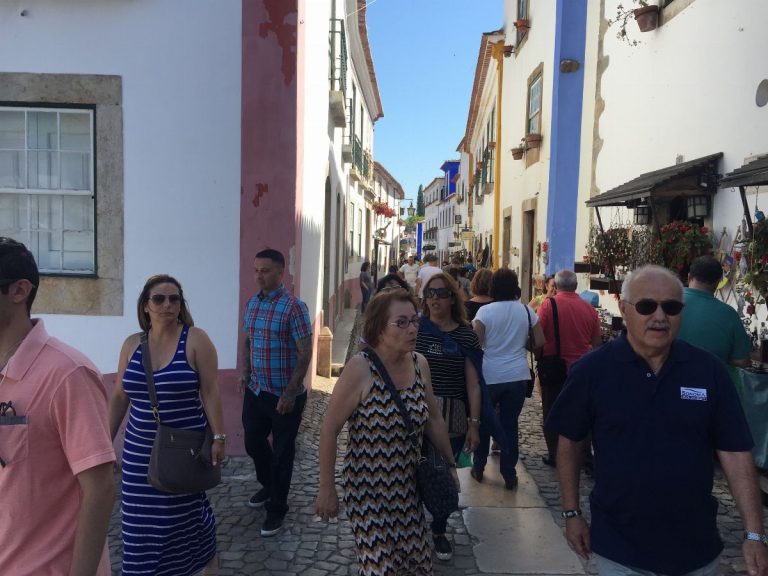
<box><xmin>546</xmin><ymin>333</ymin><xmax>753</xmax><ymax>575</ymax></box>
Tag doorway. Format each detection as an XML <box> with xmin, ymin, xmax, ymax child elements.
<box><xmin>521</xmin><ymin>207</ymin><xmax>536</xmax><ymax>302</ymax></box>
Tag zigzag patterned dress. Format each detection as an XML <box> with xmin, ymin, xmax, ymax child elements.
<box><xmin>343</xmin><ymin>351</ymin><xmax>432</xmax><ymax>575</ymax></box>
<box><xmin>120</xmin><ymin>325</ymin><xmax>217</xmax><ymax>575</ymax></box>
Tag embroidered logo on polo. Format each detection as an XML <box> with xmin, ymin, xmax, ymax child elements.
<box><xmin>680</xmin><ymin>387</ymin><xmax>707</xmax><ymax>401</ymax></box>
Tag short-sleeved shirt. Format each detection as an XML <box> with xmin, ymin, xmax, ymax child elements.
<box><xmin>538</xmin><ymin>292</ymin><xmax>601</xmax><ymax>368</ymax></box>
<box><xmin>415</xmin><ymin>324</ymin><xmax>480</xmax><ymax>399</ymax></box>
<box><xmin>243</xmin><ymin>286</ymin><xmax>313</xmax><ymax>397</ymax></box>
<box><xmin>678</xmin><ymin>287</ymin><xmax>752</xmax><ymax>388</ymax></box>
<box><xmin>399</xmin><ymin>262</ymin><xmax>420</xmax><ymax>288</ymax></box>
<box><xmin>0</xmin><ymin>319</ymin><xmax>114</xmax><ymax>575</ymax></box>
<box><xmin>545</xmin><ymin>333</ymin><xmax>753</xmax><ymax>575</ymax></box>
<box><xmin>474</xmin><ymin>300</ymin><xmax>537</xmax><ymax>384</ymax></box>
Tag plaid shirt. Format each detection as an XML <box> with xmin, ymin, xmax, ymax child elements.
<box><xmin>243</xmin><ymin>285</ymin><xmax>312</xmax><ymax>396</ymax></box>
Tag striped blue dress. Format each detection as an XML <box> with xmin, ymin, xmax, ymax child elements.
<box><xmin>120</xmin><ymin>325</ymin><xmax>217</xmax><ymax>575</ymax></box>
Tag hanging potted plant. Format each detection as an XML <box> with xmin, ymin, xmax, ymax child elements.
<box><xmin>743</xmin><ymin>220</ymin><xmax>768</xmax><ymax>300</ymax></box>
<box><xmin>608</xmin><ymin>1</ymin><xmax>659</xmax><ymax>46</ymax></box>
<box><xmin>658</xmin><ymin>220</ymin><xmax>713</xmax><ymax>281</ymax></box>
<box><xmin>372</xmin><ymin>200</ymin><xmax>396</xmax><ymax>219</ymax></box>
<box><xmin>587</xmin><ymin>225</ymin><xmax>632</xmax><ymax>292</ymax></box>
<box><xmin>525</xmin><ymin>133</ymin><xmax>542</xmax><ymax>149</ymax></box>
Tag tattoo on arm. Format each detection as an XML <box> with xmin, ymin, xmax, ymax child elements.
<box><xmin>285</xmin><ymin>335</ymin><xmax>313</xmax><ymax>396</ymax></box>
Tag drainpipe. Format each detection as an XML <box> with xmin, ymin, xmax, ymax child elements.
<box><xmin>491</xmin><ymin>41</ymin><xmax>504</xmax><ymax>270</ymax></box>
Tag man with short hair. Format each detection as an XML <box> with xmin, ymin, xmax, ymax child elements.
<box><xmin>547</xmin><ymin>265</ymin><xmax>768</xmax><ymax>576</ymax></box>
<box><xmin>678</xmin><ymin>255</ymin><xmax>751</xmax><ymax>391</ymax></box>
<box><xmin>536</xmin><ymin>269</ymin><xmax>601</xmax><ymax>466</ymax></box>
<box><xmin>398</xmin><ymin>254</ymin><xmax>420</xmax><ymax>291</ymax></box>
<box><xmin>0</xmin><ymin>237</ymin><xmax>115</xmax><ymax>575</ymax></box>
<box><xmin>241</xmin><ymin>248</ymin><xmax>313</xmax><ymax>537</ymax></box>
<box><xmin>415</xmin><ymin>254</ymin><xmax>441</xmax><ymax>300</ymax></box>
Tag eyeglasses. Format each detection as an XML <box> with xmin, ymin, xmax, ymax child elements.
<box><xmin>0</xmin><ymin>401</ymin><xmax>16</xmax><ymax>417</ymax></box>
<box><xmin>389</xmin><ymin>316</ymin><xmax>420</xmax><ymax>330</ymax></box>
<box><xmin>149</xmin><ymin>294</ymin><xmax>181</xmax><ymax>305</ymax></box>
<box><xmin>625</xmin><ymin>299</ymin><xmax>684</xmax><ymax>316</ymax></box>
<box><xmin>425</xmin><ymin>287</ymin><xmax>452</xmax><ymax>299</ymax></box>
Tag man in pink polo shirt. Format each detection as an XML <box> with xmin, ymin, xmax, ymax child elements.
<box><xmin>536</xmin><ymin>269</ymin><xmax>602</xmax><ymax>467</ymax></box>
<box><xmin>0</xmin><ymin>238</ymin><xmax>115</xmax><ymax>575</ymax></box>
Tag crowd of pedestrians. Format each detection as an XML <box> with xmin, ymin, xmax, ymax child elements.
<box><xmin>1</xmin><ymin>240</ymin><xmax>766</xmax><ymax>576</ymax></box>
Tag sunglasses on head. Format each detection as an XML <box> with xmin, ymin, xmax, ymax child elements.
<box><xmin>425</xmin><ymin>287</ymin><xmax>452</xmax><ymax>299</ymax></box>
<box><xmin>625</xmin><ymin>299</ymin><xmax>684</xmax><ymax>316</ymax></box>
<box><xmin>149</xmin><ymin>294</ymin><xmax>181</xmax><ymax>305</ymax></box>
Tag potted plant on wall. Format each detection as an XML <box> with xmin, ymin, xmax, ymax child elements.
<box><xmin>525</xmin><ymin>133</ymin><xmax>542</xmax><ymax>149</ymax></box>
<box><xmin>514</xmin><ymin>18</ymin><xmax>530</xmax><ymax>31</ymax></box>
<box><xmin>743</xmin><ymin>220</ymin><xmax>768</xmax><ymax>300</ymax></box>
<box><xmin>658</xmin><ymin>220</ymin><xmax>713</xmax><ymax>281</ymax></box>
<box><xmin>608</xmin><ymin>1</ymin><xmax>660</xmax><ymax>46</ymax></box>
<box><xmin>510</xmin><ymin>137</ymin><xmax>526</xmax><ymax>160</ymax></box>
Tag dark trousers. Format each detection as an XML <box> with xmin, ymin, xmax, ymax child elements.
<box><xmin>540</xmin><ymin>374</ymin><xmax>566</xmax><ymax>459</ymax></box>
<box><xmin>431</xmin><ymin>435</ymin><xmax>466</xmax><ymax>535</ymax></box>
<box><xmin>242</xmin><ymin>389</ymin><xmax>307</xmax><ymax>516</ymax></box>
<box><xmin>473</xmin><ymin>381</ymin><xmax>527</xmax><ymax>483</ymax></box>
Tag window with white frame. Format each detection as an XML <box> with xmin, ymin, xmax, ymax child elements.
<box><xmin>0</xmin><ymin>106</ymin><xmax>95</xmax><ymax>274</ymax></box>
<box><xmin>527</xmin><ymin>72</ymin><xmax>542</xmax><ymax>135</ymax></box>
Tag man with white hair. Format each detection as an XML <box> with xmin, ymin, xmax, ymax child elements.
<box><xmin>536</xmin><ymin>269</ymin><xmax>601</xmax><ymax>467</ymax></box>
<box><xmin>546</xmin><ymin>265</ymin><xmax>767</xmax><ymax>576</ymax></box>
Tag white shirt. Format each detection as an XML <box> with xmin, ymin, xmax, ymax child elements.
<box><xmin>399</xmin><ymin>262</ymin><xmax>420</xmax><ymax>288</ymax></box>
<box><xmin>416</xmin><ymin>265</ymin><xmax>442</xmax><ymax>298</ymax></box>
<box><xmin>474</xmin><ymin>300</ymin><xmax>538</xmax><ymax>385</ymax></box>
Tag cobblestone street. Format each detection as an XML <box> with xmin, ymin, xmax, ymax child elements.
<box><xmin>108</xmin><ymin>373</ymin><xmax>768</xmax><ymax>575</ymax></box>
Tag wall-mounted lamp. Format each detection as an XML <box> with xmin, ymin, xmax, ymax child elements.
<box><xmin>633</xmin><ymin>205</ymin><xmax>651</xmax><ymax>225</ymax></box>
<box><xmin>686</xmin><ymin>195</ymin><xmax>710</xmax><ymax>219</ymax></box>
<box><xmin>407</xmin><ymin>201</ymin><xmax>415</xmax><ymax>217</ymax></box>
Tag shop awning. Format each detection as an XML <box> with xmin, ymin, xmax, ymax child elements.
<box><xmin>720</xmin><ymin>155</ymin><xmax>768</xmax><ymax>188</ymax></box>
<box><xmin>585</xmin><ymin>152</ymin><xmax>723</xmax><ymax>207</ymax></box>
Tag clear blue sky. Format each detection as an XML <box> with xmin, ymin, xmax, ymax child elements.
<box><xmin>365</xmin><ymin>0</ymin><xmax>504</xmax><ymax>203</ymax></box>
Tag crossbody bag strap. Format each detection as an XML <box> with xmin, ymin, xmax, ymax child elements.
<box><xmin>525</xmin><ymin>305</ymin><xmax>535</xmax><ymax>372</ymax></box>
<box><xmin>140</xmin><ymin>332</ymin><xmax>162</xmax><ymax>425</ymax></box>
<box><xmin>550</xmin><ymin>297</ymin><xmax>562</xmax><ymax>358</ymax></box>
<box><xmin>365</xmin><ymin>348</ymin><xmax>421</xmax><ymax>451</ymax></box>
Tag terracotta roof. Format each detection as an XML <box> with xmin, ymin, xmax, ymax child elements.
<box><xmin>373</xmin><ymin>161</ymin><xmax>404</xmax><ymax>199</ymax></box>
<box><xmin>356</xmin><ymin>0</ymin><xmax>383</xmax><ymax>121</ymax></box>
<box><xmin>460</xmin><ymin>29</ymin><xmax>504</xmax><ymax>153</ymax></box>
<box><xmin>720</xmin><ymin>154</ymin><xmax>768</xmax><ymax>188</ymax></box>
<box><xmin>586</xmin><ymin>153</ymin><xmax>722</xmax><ymax>207</ymax></box>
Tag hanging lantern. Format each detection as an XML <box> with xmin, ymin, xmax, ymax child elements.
<box><xmin>686</xmin><ymin>195</ymin><xmax>710</xmax><ymax>219</ymax></box>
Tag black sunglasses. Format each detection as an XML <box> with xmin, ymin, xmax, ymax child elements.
<box><xmin>425</xmin><ymin>287</ymin><xmax>452</xmax><ymax>299</ymax></box>
<box><xmin>625</xmin><ymin>299</ymin><xmax>684</xmax><ymax>316</ymax></box>
<box><xmin>149</xmin><ymin>294</ymin><xmax>181</xmax><ymax>305</ymax></box>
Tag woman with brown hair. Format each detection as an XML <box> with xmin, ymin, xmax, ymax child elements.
<box><xmin>464</xmin><ymin>268</ymin><xmax>493</xmax><ymax>321</ymax></box>
<box><xmin>316</xmin><ymin>289</ymin><xmax>456</xmax><ymax>575</ymax></box>
<box><xmin>109</xmin><ymin>275</ymin><xmax>225</xmax><ymax>575</ymax></box>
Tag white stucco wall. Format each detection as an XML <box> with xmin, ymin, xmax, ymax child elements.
<box><xmin>0</xmin><ymin>0</ymin><xmax>242</xmax><ymax>372</ymax></box>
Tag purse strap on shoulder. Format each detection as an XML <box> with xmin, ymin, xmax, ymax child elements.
<box><xmin>140</xmin><ymin>332</ymin><xmax>162</xmax><ymax>425</ymax></box>
<box><xmin>365</xmin><ymin>348</ymin><xmax>420</xmax><ymax>451</ymax></box>
<box><xmin>549</xmin><ymin>297</ymin><xmax>562</xmax><ymax>358</ymax></box>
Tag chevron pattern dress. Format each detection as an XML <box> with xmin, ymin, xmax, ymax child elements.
<box><xmin>343</xmin><ymin>351</ymin><xmax>432</xmax><ymax>575</ymax></box>
<box><xmin>120</xmin><ymin>325</ymin><xmax>217</xmax><ymax>575</ymax></box>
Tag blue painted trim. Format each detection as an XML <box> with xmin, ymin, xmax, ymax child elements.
<box><xmin>545</xmin><ymin>0</ymin><xmax>587</xmax><ymax>274</ymax></box>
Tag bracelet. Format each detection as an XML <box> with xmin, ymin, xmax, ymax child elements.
<box><xmin>467</xmin><ymin>417</ymin><xmax>481</xmax><ymax>425</ymax></box>
<box><xmin>744</xmin><ymin>532</ymin><xmax>768</xmax><ymax>546</ymax></box>
<box><xmin>213</xmin><ymin>433</ymin><xmax>227</xmax><ymax>442</ymax></box>
<box><xmin>561</xmin><ymin>509</ymin><xmax>582</xmax><ymax>519</ymax></box>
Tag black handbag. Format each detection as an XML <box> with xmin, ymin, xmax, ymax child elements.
<box><xmin>366</xmin><ymin>349</ymin><xmax>459</xmax><ymax>519</ymax></box>
<box><xmin>141</xmin><ymin>332</ymin><xmax>221</xmax><ymax>494</ymax></box>
<box><xmin>536</xmin><ymin>298</ymin><xmax>568</xmax><ymax>386</ymax></box>
<box><xmin>524</xmin><ymin>305</ymin><xmax>536</xmax><ymax>397</ymax></box>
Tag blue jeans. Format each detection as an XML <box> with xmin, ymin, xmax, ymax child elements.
<box><xmin>594</xmin><ymin>554</ymin><xmax>721</xmax><ymax>576</ymax></box>
<box><xmin>473</xmin><ymin>381</ymin><xmax>527</xmax><ymax>483</ymax></box>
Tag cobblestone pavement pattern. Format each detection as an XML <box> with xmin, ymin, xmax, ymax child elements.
<box><xmin>108</xmin><ymin>315</ymin><xmax>767</xmax><ymax>575</ymax></box>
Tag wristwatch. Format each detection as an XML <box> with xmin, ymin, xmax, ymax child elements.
<box><xmin>213</xmin><ymin>433</ymin><xmax>227</xmax><ymax>443</ymax></box>
<box><xmin>744</xmin><ymin>532</ymin><xmax>768</xmax><ymax>546</ymax></box>
<box><xmin>561</xmin><ymin>509</ymin><xmax>582</xmax><ymax>519</ymax></box>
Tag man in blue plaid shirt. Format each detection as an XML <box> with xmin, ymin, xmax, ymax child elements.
<box><xmin>240</xmin><ymin>248</ymin><xmax>313</xmax><ymax>537</ymax></box>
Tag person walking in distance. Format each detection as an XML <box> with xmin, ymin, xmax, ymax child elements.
<box><xmin>0</xmin><ymin>238</ymin><xmax>115</xmax><ymax>575</ymax></box>
<box><xmin>241</xmin><ymin>248</ymin><xmax>313</xmax><ymax>537</ymax></box>
<box><xmin>399</xmin><ymin>253</ymin><xmax>420</xmax><ymax>292</ymax></box>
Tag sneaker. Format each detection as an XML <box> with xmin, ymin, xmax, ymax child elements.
<box><xmin>260</xmin><ymin>513</ymin><xmax>284</xmax><ymax>537</ymax></box>
<box><xmin>433</xmin><ymin>534</ymin><xmax>453</xmax><ymax>561</ymax></box>
<box><xmin>247</xmin><ymin>488</ymin><xmax>270</xmax><ymax>509</ymax></box>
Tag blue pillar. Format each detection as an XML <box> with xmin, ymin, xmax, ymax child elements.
<box><xmin>545</xmin><ymin>0</ymin><xmax>587</xmax><ymax>274</ymax></box>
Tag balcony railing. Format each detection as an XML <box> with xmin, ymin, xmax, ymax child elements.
<box><xmin>329</xmin><ymin>19</ymin><xmax>347</xmax><ymax>94</ymax></box>
<box><xmin>352</xmin><ymin>135</ymin><xmax>371</xmax><ymax>183</ymax></box>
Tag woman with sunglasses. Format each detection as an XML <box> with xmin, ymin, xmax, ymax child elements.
<box><xmin>415</xmin><ymin>273</ymin><xmax>482</xmax><ymax>562</ymax></box>
<box><xmin>109</xmin><ymin>275</ymin><xmax>225</xmax><ymax>575</ymax></box>
<box><xmin>316</xmin><ymin>288</ymin><xmax>456</xmax><ymax>575</ymax></box>
<box><xmin>471</xmin><ymin>269</ymin><xmax>545</xmax><ymax>490</ymax></box>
